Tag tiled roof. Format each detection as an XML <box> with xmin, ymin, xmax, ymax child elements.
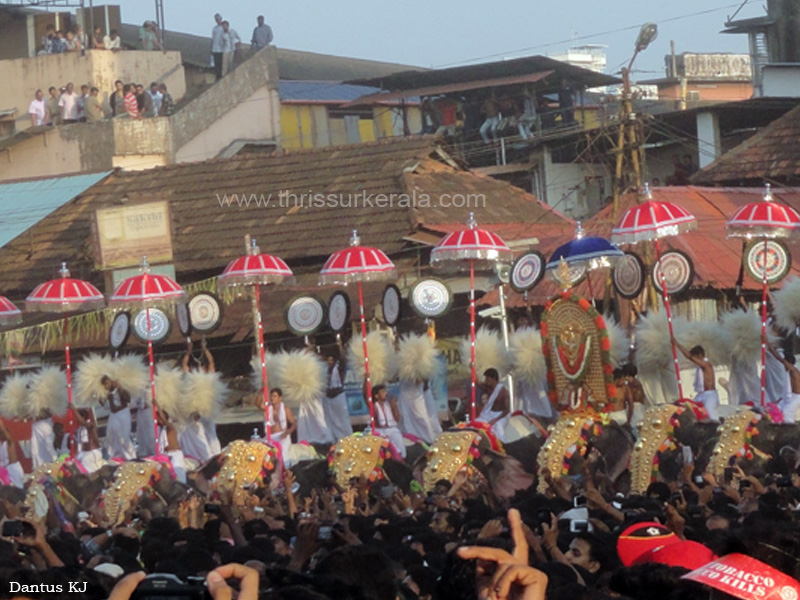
<box><xmin>0</xmin><ymin>136</ymin><xmax>568</xmax><ymax>299</ymax></box>
<box><xmin>692</xmin><ymin>104</ymin><xmax>800</xmax><ymax>186</ymax></box>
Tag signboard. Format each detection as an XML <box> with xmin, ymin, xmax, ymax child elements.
<box><xmin>94</xmin><ymin>202</ymin><xmax>173</xmax><ymax>269</ymax></box>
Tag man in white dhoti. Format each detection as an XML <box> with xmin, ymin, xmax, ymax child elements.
<box><xmin>0</xmin><ymin>420</ymin><xmax>24</xmax><ymax>487</ymax></box>
<box><xmin>477</xmin><ymin>368</ymin><xmax>511</xmax><ymax>440</ymax></box>
<box><xmin>675</xmin><ymin>342</ymin><xmax>719</xmax><ymax>421</ymax></box>
<box><xmin>73</xmin><ymin>408</ymin><xmax>103</xmax><ymax>473</ymax></box>
<box><xmin>769</xmin><ymin>344</ymin><xmax>800</xmax><ymax>423</ymax></box>
<box><xmin>517</xmin><ymin>377</ymin><xmax>553</xmax><ymax>419</ymax></box>
<box><xmin>398</xmin><ymin>380</ymin><xmax>437</xmax><ymax>444</ymax></box>
<box><xmin>31</xmin><ymin>411</ymin><xmax>56</xmax><ymax>469</ymax></box>
<box><xmin>727</xmin><ymin>355</ymin><xmax>760</xmax><ymax>406</ymax></box>
<box><xmin>765</xmin><ymin>345</ymin><xmax>790</xmax><ymax>405</ymax></box>
<box><xmin>179</xmin><ymin>416</ymin><xmax>214</xmax><ymax>462</ymax></box>
<box><xmin>423</xmin><ymin>382</ymin><xmax>443</xmax><ymax>438</ymax></box>
<box><xmin>296</xmin><ymin>398</ymin><xmax>333</xmax><ymax>446</ymax></box>
<box><xmin>373</xmin><ymin>385</ymin><xmax>406</xmax><ymax>458</ymax></box>
<box><xmin>101</xmin><ymin>375</ymin><xmax>136</xmax><ymax>460</ymax></box>
<box><xmin>156</xmin><ymin>408</ymin><xmax>186</xmax><ymax>483</ymax></box>
<box><xmin>264</xmin><ymin>388</ymin><xmax>296</xmax><ymax>467</ymax></box>
<box><xmin>323</xmin><ymin>352</ymin><xmax>352</xmax><ymax>441</ymax></box>
<box><xmin>133</xmin><ymin>393</ymin><xmax>156</xmax><ymax>458</ymax></box>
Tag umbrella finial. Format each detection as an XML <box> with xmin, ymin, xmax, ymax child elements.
<box><xmin>575</xmin><ymin>221</ymin><xmax>585</xmax><ymax>240</ymax></box>
<box><xmin>59</xmin><ymin>261</ymin><xmax>70</xmax><ymax>279</ymax></box>
<box><xmin>556</xmin><ymin>257</ymin><xmax>573</xmax><ymax>290</ymax></box>
<box><xmin>467</xmin><ymin>212</ymin><xmax>477</xmax><ymax>229</ymax></box>
<box><xmin>349</xmin><ymin>230</ymin><xmax>361</xmax><ymax>247</ymax></box>
<box><xmin>250</xmin><ymin>238</ymin><xmax>260</xmax><ymax>256</ymax></box>
<box><xmin>764</xmin><ymin>183</ymin><xmax>773</xmax><ymax>202</ymax></box>
<box><xmin>140</xmin><ymin>256</ymin><xmax>150</xmax><ymax>273</ymax></box>
<box><xmin>642</xmin><ymin>182</ymin><xmax>653</xmax><ymax>200</ymax></box>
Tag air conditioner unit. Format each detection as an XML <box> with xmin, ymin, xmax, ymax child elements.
<box><xmin>687</xmin><ymin>90</ymin><xmax>701</xmax><ymax>101</ymax></box>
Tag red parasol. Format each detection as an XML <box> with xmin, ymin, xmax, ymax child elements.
<box><xmin>109</xmin><ymin>257</ymin><xmax>185</xmax><ymax>452</ymax></box>
<box><xmin>611</xmin><ymin>184</ymin><xmax>697</xmax><ymax>399</ymax></box>
<box><xmin>430</xmin><ymin>213</ymin><xmax>512</xmax><ymax>421</ymax></box>
<box><xmin>26</xmin><ymin>262</ymin><xmax>105</xmax><ymax>456</ymax></box>
<box><xmin>726</xmin><ymin>184</ymin><xmax>800</xmax><ymax>405</ymax></box>
<box><xmin>0</xmin><ymin>296</ymin><xmax>21</xmax><ymax>327</ymax></box>
<box><xmin>218</xmin><ymin>239</ymin><xmax>294</xmax><ymax>441</ymax></box>
<box><xmin>320</xmin><ymin>231</ymin><xmax>396</xmax><ymax>434</ymax></box>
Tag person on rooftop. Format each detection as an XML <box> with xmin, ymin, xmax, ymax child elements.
<box><xmin>251</xmin><ymin>15</ymin><xmax>273</xmax><ymax>51</ymax></box>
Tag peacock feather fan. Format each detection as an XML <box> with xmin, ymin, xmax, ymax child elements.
<box><xmin>28</xmin><ymin>366</ymin><xmax>68</xmax><ymax>417</ymax></box>
<box><xmin>509</xmin><ymin>326</ymin><xmax>546</xmax><ymax>385</ymax></box>
<box><xmin>604</xmin><ymin>315</ymin><xmax>631</xmax><ymax>368</ymax></box>
<box><xmin>773</xmin><ymin>275</ymin><xmax>800</xmax><ymax>333</ymax></box>
<box><xmin>721</xmin><ymin>309</ymin><xmax>777</xmax><ymax>364</ymax></box>
<box><xmin>348</xmin><ymin>331</ymin><xmax>397</xmax><ymax>386</ymax></box>
<box><xmin>396</xmin><ymin>334</ymin><xmax>439</xmax><ymax>382</ymax></box>
<box><xmin>461</xmin><ymin>326</ymin><xmax>510</xmax><ymax>378</ymax></box>
<box><xmin>112</xmin><ymin>355</ymin><xmax>150</xmax><ymax>399</ymax></box>
<box><xmin>183</xmin><ymin>371</ymin><xmax>228</xmax><ymax>420</ymax></box>
<box><xmin>273</xmin><ymin>350</ymin><xmax>327</xmax><ymax>409</ymax></box>
<box><xmin>0</xmin><ymin>372</ymin><xmax>33</xmax><ymax>419</ymax></box>
<box><xmin>74</xmin><ymin>354</ymin><xmax>114</xmax><ymax>408</ymax></box>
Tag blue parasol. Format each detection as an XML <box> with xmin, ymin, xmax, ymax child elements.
<box><xmin>547</xmin><ymin>223</ymin><xmax>624</xmax><ymax>291</ymax></box>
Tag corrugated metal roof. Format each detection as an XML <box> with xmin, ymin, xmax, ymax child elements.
<box><xmin>279</xmin><ymin>80</ymin><xmax>381</xmax><ymax>103</ymax></box>
<box><xmin>0</xmin><ymin>171</ymin><xmax>113</xmax><ymax>248</ymax></box>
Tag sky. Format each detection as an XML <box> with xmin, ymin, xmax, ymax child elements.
<box><xmin>113</xmin><ymin>0</ymin><xmax>763</xmax><ymax>80</ymax></box>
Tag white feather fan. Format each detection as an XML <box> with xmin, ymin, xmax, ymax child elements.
<box><xmin>153</xmin><ymin>366</ymin><xmax>186</xmax><ymax>423</ymax></box>
<box><xmin>773</xmin><ymin>275</ymin><xmax>800</xmax><ymax>333</ymax></box>
<box><xmin>397</xmin><ymin>334</ymin><xmax>439</xmax><ymax>382</ymax></box>
<box><xmin>28</xmin><ymin>366</ymin><xmax>68</xmax><ymax>416</ymax></box>
<box><xmin>460</xmin><ymin>326</ymin><xmax>511</xmax><ymax>378</ymax></box>
<box><xmin>634</xmin><ymin>311</ymin><xmax>676</xmax><ymax>373</ymax></box>
<box><xmin>348</xmin><ymin>331</ymin><xmax>397</xmax><ymax>385</ymax></box>
<box><xmin>721</xmin><ymin>309</ymin><xmax>777</xmax><ymax>364</ymax></box>
<box><xmin>112</xmin><ymin>355</ymin><xmax>150</xmax><ymax>399</ymax></box>
<box><xmin>272</xmin><ymin>350</ymin><xmax>327</xmax><ymax>409</ymax></box>
<box><xmin>0</xmin><ymin>373</ymin><xmax>33</xmax><ymax>419</ymax></box>
<box><xmin>250</xmin><ymin>352</ymin><xmax>286</xmax><ymax>393</ymax></box>
<box><xmin>182</xmin><ymin>371</ymin><xmax>227</xmax><ymax>419</ymax></box>
<box><xmin>674</xmin><ymin>319</ymin><xmax>732</xmax><ymax>367</ymax></box>
<box><xmin>509</xmin><ymin>327</ymin><xmax>546</xmax><ymax>385</ymax></box>
<box><xmin>74</xmin><ymin>354</ymin><xmax>114</xmax><ymax>408</ymax></box>
<box><xmin>604</xmin><ymin>315</ymin><xmax>631</xmax><ymax>368</ymax></box>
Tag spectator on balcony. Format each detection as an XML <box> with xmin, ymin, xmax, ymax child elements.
<box><xmin>104</xmin><ymin>29</ymin><xmax>122</xmax><ymax>51</ymax></box>
<box><xmin>45</xmin><ymin>87</ymin><xmax>60</xmax><ymax>125</ymax></box>
<box><xmin>64</xmin><ymin>30</ymin><xmax>81</xmax><ymax>53</ymax></box>
<box><xmin>211</xmin><ymin>13</ymin><xmax>225</xmax><ymax>81</ymax></box>
<box><xmin>75</xmin><ymin>26</ymin><xmax>88</xmax><ymax>52</ymax></box>
<box><xmin>59</xmin><ymin>83</ymin><xmax>80</xmax><ymax>124</ymax></box>
<box><xmin>137</xmin><ymin>84</ymin><xmax>155</xmax><ymax>118</ymax></box>
<box><xmin>77</xmin><ymin>84</ymin><xmax>90</xmax><ymax>122</ymax></box>
<box><xmin>29</xmin><ymin>89</ymin><xmax>46</xmax><ymax>127</ymax></box>
<box><xmin>251</xmin><ymin>15</ymin><xmax>273</xmax><ymax>51</ymax></box>
<box><xmin>92</xmin><ymin>26</ymin><xmax>105</xmax><ymax>49</ymax></box>
<box><xmin>148</xmin><ymin>82</ymin><xmax>163</xmax><ymax>116</ymax></box>
<box><xmin>558</xmin><ymin>79</ymin><xmax>575</xmax><ymax>124</ymax></box>
<box><xmin>479</xmin><ymin>96</ymin><xmax>500</xmax><ymax>144</ymax></box>
<box><xmin>110</xmin><ymin>79</ymin><xmax>125</xmax><ymax>116</ymax></box>
<box><xmin>158</xmin><ymin>83</ymin><xmax>174</xmax><ymax>117</ymax></box>
<box><xmin>221</xmin><ymin>21</ymin><xmax>241</xmax><ymax>76</ymax></box>
<box><xmin>52</xmin><ymin>30</ymin><xmax>67</xmax><ymax>54</ymax></box>
<box><xmin>140</xmin><ymin>20</ymin><xmax>165</xmax><ymax>52</ymax></box>
<box><xmin>85</xmin><ymin>87</ymin><xmax>104</xmax><ymax>123</ymax></box>
<box><xmin>123</xmin><ymin>84</ymin><xmax>140</xmax><ymax>119</ymax></box>
<box><xmin>41</xmin><ymin>24</ymin><xmax>57</xmax><ymax>55</ymax></box>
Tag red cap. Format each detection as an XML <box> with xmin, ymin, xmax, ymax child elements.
<box><xmin>617</xmin><ymin>521</ymin><xmax>680</xmax><ymax>566</ymax></box>
<box><xmin>632</xmin><ymin>540</ymin><xmax>716</xmax><ymax>571</ymax></box>
<box><xmin>682</xmin><ymin>553</ymin><xmax>800</xmax><ymax>600</ymax></box>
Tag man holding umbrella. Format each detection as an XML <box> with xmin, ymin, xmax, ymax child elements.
<box><xmin>101</xmin><ymin>375</ymin><xmax>136</xmax><ymax>460</ymax></box>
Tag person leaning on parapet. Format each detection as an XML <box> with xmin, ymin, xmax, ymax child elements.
<box><xmin>220</xmin><ymin>20</ymin><xmax>241</xmax><ymax>76</ymax></box>
<box><xmin>140</xmin><ymin>20</ymin><xmax>165</xmax><ymax>52</ymax></box>
<box><xmin>251</xmin><ymin>15</ymin><xmax>273</xmax><ymax>51</ymax></box>
<box><xmin>85</xmin><ymin>87</ymin><xmax>105</xmax><ymax>123</ymax></box>
<box><xmin>104</xmin><ymin>28</ymin><xmax>122</xmax><ymax>51</ymax></box>
<box><xmin>157</xmin><ymin>83</ymin><xmax>174</xmax><ymax>117</ymax></box>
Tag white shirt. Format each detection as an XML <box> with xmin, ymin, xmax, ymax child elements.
<box><xmin>29</xmin><ymin>98</ymin><xmax>46</xmax><ymax>126</ymax></box>
<box><xmin>221</xmin><ymin>29</ymin><xmax>241</xmax><ymax>53</ymax></box>
<box><xmin>148</xmin><ymin>90</ymin><xmax>163</xmax><ymax>115</ymax></box>
<box><xmin>59</xmin><ymin>92</ymin><xmax>80</xmax><ymax>121</ymax></box>
<box><xmin>104</xmin><ymin>35</ymin><xmax>121</xmax><ymax>50</ymax></box>
<box><xmin>211</xmin><ymin>24</ymin><xmax>225</xmax><ymax>53</ymax></box>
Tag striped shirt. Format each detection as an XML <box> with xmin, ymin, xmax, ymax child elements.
<box><xmin>124</xmin><ymin>92</ymin><xmax>139</xmax><ymax>118</ymax></box>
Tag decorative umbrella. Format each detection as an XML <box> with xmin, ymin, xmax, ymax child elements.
<box><xmin>320</xmin><ymin>231</ymin><xmax>396</xmax><ymax>434</ymax></box>
<box><xmin>611</xmin><ymin>184</ymin><xmax>697</xmax><ymax>399</ymax></box>
<box><xmin>109</xmin><ymin>257</ymin><xmax>185</xmax><ymax>452</ymax></box>
<box><xmin>26</xmin><ymin>262</ymin><xmax>105</xmax><ymax>456</ymax></box>
<box><xmin>726</xmin><ymin>184</ymin><xmax>800</xmax><ymax>405</ymax></box>
<box><xmin>218</xmin><ymin>238</ymin><xmax>294</xmax><ymax>441</ymax></box>
<box><xmin>0</xmin><ymin>296</ymin><xmax>21</xmax><ymax>326</ymax></box>
<box><xmin>431</xmin><ymin>213</ymin><xmax>513</xmax><ymax>421</ymax></box>
<box><xmin>546</xmin><ymin>222</ymin><xmax>624</xmax><ymax>298</ymax></box>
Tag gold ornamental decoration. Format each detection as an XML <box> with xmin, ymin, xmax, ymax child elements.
<box><xmin>102</xmin><ymin>460</ymin><xmax>162</xmax><ymax>525</ymax></box>
<box><xmin>329</xmin><ymin>434</ymin><xmax>390</xmax><ymax>487</ymax></box>
<box><xmin>708</xmin><ymin>410</ymin><xmax>761</xmax><ymax>479</ymax></box>
<box><xmin>630</xmin><ymin>405</ymin><xmax>684</xmax><ymax>494</ymax></box>
<box><xmin>215</xmin><ymin>440</ymin><xmax>280</xmax><ymax>505</ymax></box>
<box><xmin>536</xmin><ymin>412</ymin><xmax>596</xmax><ymax>493</ymax></box>
<box><xmin>422</xmin><ymin>431</ymin><xmax>481</xmax><ymax>492</ymax></box>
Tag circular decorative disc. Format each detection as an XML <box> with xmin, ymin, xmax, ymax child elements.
<box><xmin>188</xmin><ymin>293</ymin><xmax>223</xmax><ymax>333</ymax></box>
<box><xmin>109</xmin><ymin>311</ymin><xmax>131</xmax><ymax>349</ymax></box>
<box><xmin>286</xmin><ymin>295</ymin><xmax>325</xmax><ymax>336</ymax></box>
<box><xmin>745</xmin><ymin>239</ymin><xmax>791</xmax><ymax>285</ymax></box>
<box><xmin>410</xmin><ymin>279</ymin><xmax>452</xmax><ymax>319</ymax></box>
<box><xmin>382</xmin><ymin>284</ymin><xmax>401</xmax><ymax>326</ymax></box>
<box><xmin>328</xmin><ymin>291</ymin><xmax>350</xmax><ymax>333</ymax></box>
<box><xmin>176</xmin><ymin>303</ymin><xmax>192</xmax><ymax>337</ymax></box>
<box><xmin>133</xmin><ymin>308</ymin><xmax>171</xmax><ymax>344</ymax></box>
<box><xmin>510</xmin><ymin>251</ymin><xmax>545</xmax><ymax>293</ymax></box>
<box><xmin>653</xmin><ymin>250</ymin><xmax>694</xmax><ymax>295</ymax></box>
<box><xmin>613</xmin><ymin>251</ymin><xmax>646</xmax><ymax>299</ymax></box>
<box><xmin>551</xmin><ymin>263</ymin><xmax>586</xmax><ymax>288</ymax></box>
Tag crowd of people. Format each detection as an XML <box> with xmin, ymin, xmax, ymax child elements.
<box><xmin>210</xmin><ymin>13</ymin><xmax>274</xmax><ymax>80</ymax></box>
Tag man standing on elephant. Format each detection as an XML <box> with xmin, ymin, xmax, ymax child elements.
<box><xmin>769</xmin><ymin>343</ymin><xmax>800</xmax><ymax>423</ymax></box>
<box><xmin>478</xmin><ymin>368</ymin><xmax>511</xmax><ymax>440</ymax></box>
<box><xmin>675</xmin><ymin>342</ymin><xmax>719</xmax><ymax>421</ymax></box>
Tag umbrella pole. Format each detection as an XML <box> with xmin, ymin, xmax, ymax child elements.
<box><xmin>655</xmin><ymin>239</ymin><xmax>684</xmax><ymax>399</ymax></box>
<box><xmin>146</xmin><ymin>307</ymin><xmax>159</xmax><ymax>454</ymax></box>
<box><xmin>63</xmin><ymin>318</ymin><xmax>75</xmax><ymax>459</ymax></box>
<box><xmin>470</xmin><ymin>259</ymin><xmax>477</xmax><ymax>422</ymax></box>
<box><xmin>357</xmin><ymin>281</ymin><xmax>376</xmax><ymax>435</ymax></box>
<box><xmin>254</xmin><ymin>285</ymin><xmax>271</xmax><ymax>441</ymax></box>
<box><xmin>760</xmin><ymin>237</ymin><xmax>768</xmax><ymax>407</ymax></box>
